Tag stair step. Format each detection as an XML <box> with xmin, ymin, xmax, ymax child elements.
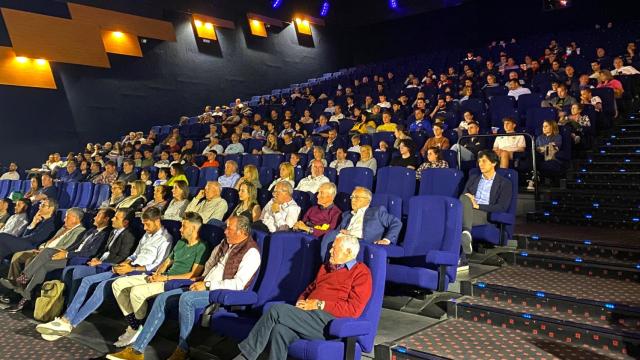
<box><xmin>537</xmin><ymin>203</ymin><xmax>640</xmax><ymax>215</ymax></box>
<box><xmin>515</xmin><ymin>234</ymin><xmax>640</xmax><ymax>262</ymax></box>
<box><xmin>566</xmin><ymin>181</ymin><xmax>640</xmax><ymax>191</ymax></box>
<box><xmin>527</xmin><ymin>211</ymin><xmax>640</xmax><ymax>229</ymax></box>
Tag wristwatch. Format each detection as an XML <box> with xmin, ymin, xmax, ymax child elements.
<box><xmin>205</xmin><ymin>281</ymin><xmax>211</xmax><ymax>289</ymax></box>
<box><xmin>317</xmin><ymin>300</ymin><xmax>325</xmax><ymax>310</ymax></box>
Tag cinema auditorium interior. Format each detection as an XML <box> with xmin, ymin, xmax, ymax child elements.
<box><xmin>0</xmin><ymin>0</ymin><xmax>639</xmax><ymax>359</ymax></box>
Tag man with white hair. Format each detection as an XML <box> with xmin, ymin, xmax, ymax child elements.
<box><xmin>185</xmin><ymin>181</ymin><xmax>227</xmax><ymax>223</ymax></box>
<box><xmin>295</xmin><ymin>160</ymin><xmax>330</xmax><ymax>194</ymax></box>
<box><xmin>230</xmin><ymin>234</ymin><xmax>372</xmax><ymax>360</ymax></box>
<box><xmin>293</xmin><ymin>182</ymin><xmax>342</xmax><ymax>238</ymax></box>
<box><xmin>256</xmin><ymin>181</ymin><xmax>301</xmax><ymax>233</ymax></box>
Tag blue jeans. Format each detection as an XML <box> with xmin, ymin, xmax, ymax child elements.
<box><xmin>177</xmin><ymin>291</ymin><xmax>211</xmax><ymax>350</ymax></box>
<box><xmin>62</xmin><ymin>265</ymin><xmax>100</xmax><ymax>303</ymax></box>
<box><xmin>130</xmin><ymin>288</ymin><xmax>186</xmax><ymax>353</ymax></box>
<box><xmin>64</xmin><ymin>271</ymin><xmax>119</xmax><ymax>327</ymax></box>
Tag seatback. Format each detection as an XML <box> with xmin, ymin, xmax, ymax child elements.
<box><xmin>72</xmin><ymin>182</ymin><xmax>95</xmax><ymax>208</ymax></box>
<box><xmin>440</xmin><ymin>150</ymin><xmax>458</xmax><ymax>169</ymax></box>
<box><xmin>253</xmin><ymin>232</ymin><xmax>320</xmax><ymax>310</ymax></box>
<box><xmin>200</xmin><ymin>222</ymin><xmax>226</xmax><ymax>249</ymax></box>
<box><xmin>372</xmin><ymin>132</ymin><xmax>396</xmax><ymax>149</ymax></box>
<box><xmin>262</xmin><ymin>154</ymin><xmax>286</xmax><ymax>171</ymax></box>
<box><xmin>402</xmin><ymin>196</ymin><xmax>462</xmax><ymax>282</ymax></box>
<box><xmin>525</xmin><ymin>107</ymin><xmax>556</xmax><ymax>135</ymax></box>
<box><xmin>292</xmin><ymin>190</ymin><xmax>312</xmax><ymax>216</ymax></box>
<box><xmin>375</xmin><ymin>166</ymin><xmax>416</xmax><ymax>215</ymax></box>
<box><xmin>353</xmin><ymin>244</ymin><xmax>387</xmax><ymax>353</ymax></box>
<box><xmin>337</xmin><ymin>167</ymin><xmax>374</xmax><ymax>194</ymax></box>
<box><xmin>220</xmin><ymin>188</ymin><xmax>239</xmax><ymax>219</ymax></box>
<box><xmin>591</xmin><ymin>87</ymin><xmax>616</xmax><ymax>118</ymax></box>
<box><xmin>516</xmin><ymin>93</ymin><xmax>544</xmax><ymax>119</ymax></box>
<box><xmin>373</xmin><ymin>151</ymin><xmax>390</xmax><ymax>168</ymax></box>
<box><xmin>183</xmin><ymin>166</ymin><xmax>200</xmax><ymax>186</ymax></box>
<box><xmin>370</xmin><ymin>193</ymin><xmax>402</xmax><ymax>220</ymax></box>
<box><xmin>419</xmin><ymin>168</ymin><xmax>464</xmax><ymax>198</ymax></box>
<box><xmin>89</xmin><ymin>184</ymin><xmax>111</xmax><ymax>209</ymax></box>
<box><xmin>197</xmin><ymin>167</ymin><xmax>219</xmax><ymax>188</ymax></box>
<box><xmin>57</xmin><ymin>182</ymin><xmax>78</xmax><ymax>209</ymax></box>
<box><xmin>160</xmin><ymin>220</ymin><xmax>182</xmax><ymax>245</ymax></box>
<box><xmin>0</xmin><ymin>180</ymin><xmax>9</xmax><ymax>198</ymax></box>
<box><xmin>242</xmin><ymin>154</ymin><xmax>262</xmax><ymax>168</ymax></box>
<box><xmin>259</xmin><ymin>167</ymin><xmax>275</xmax><ymax>188</ymax></box>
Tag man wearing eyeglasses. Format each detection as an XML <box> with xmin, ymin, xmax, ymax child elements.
<box><xmin>255</xmin><ymin>181</ymin><xmax>301</xmax><ymax>233</ymax></box>
<box><xmin>320</xmin><ymin>187</ymin><xmax>402</xmax><ymax>255</ymax></box>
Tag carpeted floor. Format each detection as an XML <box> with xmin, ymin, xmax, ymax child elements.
<box><xmin>0</xmin><ymin>310</ymin><xmax>102</xmax><ymax>359</ymax></box>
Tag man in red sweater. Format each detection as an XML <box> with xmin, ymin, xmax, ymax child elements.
<box><xmin>232</xmin><ymin>234</ymin><xmax>372</xmax><ymax>360</ymax></box>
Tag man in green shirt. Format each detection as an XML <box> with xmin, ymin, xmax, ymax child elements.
<box><xmin>109</xmin><ymin>212</ymin><xmax>210</xmax><ymax>348</ymax></box>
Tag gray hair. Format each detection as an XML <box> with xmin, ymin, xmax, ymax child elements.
<box><xmin>230</xmin><ymin>215</ymin><xmax>251</xmax><ymax>235</ymax></box>
<box><xmin>276</xmin><ymin>180</ymin><xmax>293</xmax><ymax>195</ymax></box>
<box><xmin>335</xmin><ymin>234</ymin><xmax>360</xmax><ymax>259</ymax></box>
<box><xmin>66</xmin><ymin>207</ymin><xmax>85</xmax><ymax>222</ymax></box>
<box><xmin>319</xmin><ymin>182</ymin><xmax>337</xmax><ymax>197</ymax></box>
<box><xmin>206</xmin><ymin>181</ymin><xmax>222</xmax><ymax>193</ymax></box>
<box><xmin>353</xmin><ymin>186</ymin><xmax>372</xmax><ymax>201</ymax></box>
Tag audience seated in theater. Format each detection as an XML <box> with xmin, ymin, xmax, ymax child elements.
<box><xmin>293</xmin><ymin>182</ymin><xmax>342</xmax><ymax>238</ymax></box>
<box><xmin>559</xmin><ymin>104</ymin><xmax>591</xmax><ymax>144</ymax></box>
<box><xmin>232</xmin><ymin>181</ymin><xmax>262</xmax><ymax>222</ymax></box>
<box><xmin>416</xmin><ymin>147</ymin><xmax>450</xmax><ymax>180</ymax></box>
<box><xmin>224</xmin><ymin>133</ymin><xmax>245</xmax><ymax>155</ymax></box>
<box><xmin>106</xmin><ymin>212</ymin><xmax>210</xmax><ymax>352</ymax></box>
<box><xmin>0</xmin><ymin>162</ymin><xmax>20</xmax><ymax>180</ymax></box>
<box><xmin>356</xmin><ymin>145</ymin><xmax>378</xmax><ymax>174</ymax></box>
<box><xmin>259</xmin><ymin>134</ymin><xmax>280</xmax><ymax>155</ymax></box>
<box><xmin>35</xmin><ymin>207</ymin><xmax>171</xmax><ymax>341</ymax></box>
<box><xmin>255</xmin><ymin>181</ymin><xmax>300</xmax><ymax>233</ymax></box>
<box><xmin>141</xmin><ymin>185</ymin><xmax>169</xmax><ymax>214</ymax></box>
<box><xmin>167</xmin><ymin>163</ymin><xmax>189</xmax><ymax>187</ymax></box>
<box><xmin>597</xmin><ymin>69</ymin><xmax>624</xmax><ymax>100</ymax></box>
<box><xmin>329</xmin><ymin>105</ymin><xmax>345</xmax><ymax>123</ymax></box>
<box><xmin>0</xmin><ymin>197</ymin><xmax>57</xmax><ymax>261</ymax></box>
<box><xmin>2</xmin><ymin>209</ymin><xmax>113</xmax><ymax>312</ymax></box>
<box><xmin>376</xmin><ymin>111</ymin><xmax>398</xmax><ymax>133</ymax></box>
<box><xmin>611</xmin><ymin>56</ymin><xmax>640</xmax><ymax>76</ymax></box>
<box><xmin>325</xmin><ymin>129</ymin><xmax>344</xmax><ymax>154</ymax></box>
<box><xmin>230</xmin><ymin>234</ymin><xmax>371</xmax><ymax>360</ymax></box>
<box><xmin>313</xmin><ymin>115</ymin><xmax>332</xmax><ymax>137</ymax></box>
<box><xmin>506</xmin><ymin>79</ymin><xmax>531</xmax><ymax>100</ymax></box>
<box><xmin>101</xmin><ymin>181</ymin><xmax>127</xmax><ymax>209</ymax></box>
<box><xmin>0</xmin><ymin>198</ymin><xmax>30</xmax><ymax>236</ymax></box>
<box><xmin>153</xmin><ymin>168</ymin><xmax>169</xmax><ymax>186</ymax></box>
<box><xmin>451</xmin><ymin>121</ymin><xmax>486</xmax><ymax>161</ymax></box>
<box><xmin>322</xmin><ymin>187</ymin><xmax>402</xmax><ymax>254</ymax></box>
<box><xmin>296</xmin><ymin>160</ymin><xmax>330</xmax><ymax>194</ymax></box>
<box><xmin>163</xmin><ymin>181</ymin><xmax>189</xmax><ymax>221</ymax></box>
<box><xmin>493</xmin><ymin>117</ymin><xmax>526</xmax><ymax>169</ymax></box>
<box><xmin>202</xmin><ymin>137</ymin><xmax>224</xmax><ymax>155</ymax></box>
<box><xmin>390</xmin><ymin>139</ymin><xmax>418</xmax><ymax>170</ymax></box>
<box><xmin>536</xmin><ymin>120</ymin><xmax>562</xmax><ymax>162</ymax></box>
<box><xmin>420</xmin><ymin>123</ymin><xmax>450</xmax><ymax>158</ymax></box>
<box><xmin>624</xmin><ymin>42</ymin><xmax>637</xmax><ymax>65</ymax></box>
<box><xmin>298</xmin><ymin>137</ymin><xmax>314</xmax><ymax>154</ymax></box>
<box><xmin>330</xmin><ymin>148</ymin><xmax>354</xmax><ymax>175</ymax></box>
<box><xmin>459</xmin><ymin>150</ymin><xmax>512</xmax><ymax>259</ymax></box>
<box><xmin>0</xmin><ymin>199</ymin><xmax>9</xmax><ymax>228</ymax></box>
<box><xmin>93</xmin><ymin>160</ymin><xmax>119</xmax><ymax>185</ymax></box>
<box><xmin>105</xmin><ymin>215</ymin><xmax>259</xmax><ymax>360</ymax></box>
<box><xmin>300</xmin><ymin>109</ymin><xmax>314</xmax><ymax>124</ymax></box>
<box><xmin>153</xmin><ymin>151</ymin><xmax>171</xmax><ymax>169</ymax></box>
<box><xmin>310</xmin><ymin>146</ymin><xmax>328</xmax><ymax>167</ymax></box>
<box><xmin>351</xmin><ymin>112</ymin><xmax>377</xmax><ymax>134</ymax></box>
<box><xmin>280</xmin><ymin>133</ymin><xmax>298</xmax><ymax>154</ymax></box>
<box><xmin>186</xmin><ymin>181</ymin><xmax>227</xmax><ymax>223</ymax></box>
<box><xmin>33</xmin><ymin>172</ymin><xmax>57</xmax><ymax>203</ymax></box>
<box><xmin>589</xmin><ymin>61</ymin><xmax>602</xmax><ymax>80</ymax></box>
<box><xmin>541</xmin><ymin>84</ymin><xmax>577</xmax><ymax>110</ymax></box>
<box><xmin>408</xmin><ymin>109</ymin><xmax>432</xmax><ymax>133</ymax></box>
<box><xmin>236</xmin><ymin>165</ymin><xmax>261</xmax><ymax>190</ymax></box>
<box><xmin>580</xmin><ymin>88</ymin><xmax>603</xmax><ymax>112</ymax></box>
<box><xmin>199</xmin><ymin>151</ymin><xmax>219</xmax><ymax>169</ymax></box>
<box><xmin>117</xmin><ymin>181</ymin><xmax>147</xmax><ymax>212</ymax></box>
<box><xmin>268</xmin><ymin>162</ymin><xmax>295</xmax><ymax>191</ymax></box>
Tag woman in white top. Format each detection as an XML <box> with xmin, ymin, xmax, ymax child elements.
<box><xmin>260</xmin><ymin>133</ymin><xmax>281</xmax><ymax>155</ymax></box>
<box><xmin>116</xmin><ymin>180</ymin><xmax>147</xmax><ymax>212</ymax></box>
<box><xmin>493</xmin><ymin>117</ymin><xmax>526</xmax><ymax>169</ymax></box>
<box><xmin>162</xmin><ymin>180</ymin><xmax>189</xmax><ymax>220</ymax></box>
<box><xmin>356</xmin><ymin>145</ymin><xmax>378</xmax><ymax>174</ymax></box>
<box><xmin>268</xmin><ymin>162</ymin><xmax>296</xmax><ymax>191</ymax></box>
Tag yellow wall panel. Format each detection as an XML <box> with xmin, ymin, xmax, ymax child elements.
<box><xmin>0</xmin><ymin>47</ymin><xmax>56</xmax><ymax>89</ymax></box>
<box><xmin>68</xmin><ymin>3</ymin><xmax>176</xmax><ymax>41</ymax></box>
<box><xmin>249</xmin><ymin>19</ymin><xmax>267</xmax><ymax>37</ymax></box>
<box><xmin>295</xmin><ymin>19</ymin><xmax>312</xmax><ymax>35</ymax></box>
<box><xmin>192</xmin><ymin>19</ymin><xmax>217</xmax><ymax>40</ymax></box>
<box><xmin>101</xmin><ymin>31</ymin><xmax>142</xmax><ymax>57</ymax></box>
<box><xmin>1</xmin><ymin>8</ymin><xmax>110</xmax><ymax>68</ymax></box>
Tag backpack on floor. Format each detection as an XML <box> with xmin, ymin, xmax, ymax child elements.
<box><xmin>34</xmin><ymin>280</ymin><xmax>65</xmax><ymax>322</ymax></box>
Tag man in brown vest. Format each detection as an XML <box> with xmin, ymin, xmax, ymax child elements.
<box><xmin>104</xmin><ymin>215</ymin><xmax>260</xmax><ymax>360</ymax></box>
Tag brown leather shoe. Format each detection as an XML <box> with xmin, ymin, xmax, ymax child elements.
<box><xmin>166</xmin><ymin>347</ymin><xmax>189</xmax><ymax>360</ymax></box>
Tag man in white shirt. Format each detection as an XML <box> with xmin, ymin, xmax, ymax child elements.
<box><xmin>0</xmin><ymin>198</ymin><xmax>29</xmax><ymax>236</ymax></box>
<box><xmin>507</xmin><ymin>79</ymin><xmax>532</xmax><ymax>100</ymax></box>
<box><xmin>328</xmin><ymin>105</ymin><xmax>345</xmax><ymax>123</ymax></box>
<box><xmin>0</xmin><ymin>162</ymin><xmax>20</xmax><ymax>180</ymax></box>
<box><xmin>224</xmin><ymin>133</ymin><xmax>245</xmax><ymax>155</ymax></box>
<box><xmin>611</xmin><ymin>57</ymin><xmax>640</xmax><ymax>76</ymax></box>
<box><xmin>257</xmin><ymin>181</ymin><xmax>301</xmax><ymax>233</ymax></box>
<box><xmin>329</xmin><ymin>148</ymin><xmax>354</xmax><ymax>175</ymax></box>
<box><xmin>296</xmin><ymin>160</ymin><xmax>330</xmax><ymax>194</ymax></box>
<box><xmin>493</xmin><ymin>117</ymin><xmax>526</xmax><ymax>169</ymax></box>
<box><xmin>202</xmin><ymin>137</ymin><xmax>224</xmax><ymax>155</ymax></box>
<box><xmin>376</xmin><ymin>94</ymin><xmax>391</xmax><ymax>109</ymax></box>
<box><xmin>185</xmin><ymin>181</ymin><xmax>228</xmax><ymax>223</ymax></box>
<box><xmin>218</xmin><ymin>160</ymin><xmax>241</xmax><ymax>189</ymax></box>
<box><xmin>34</xmin><ymin>207</ymin><xmax>172</xmax><ymax>339</ymax></box>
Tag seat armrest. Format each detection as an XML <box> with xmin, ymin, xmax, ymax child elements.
<box><xmin>380</xmin><ymin>244</ymin><xmax>404</xmax><ymax>258</ymax></box>
<box><xmin>208</xmin><ymin>290</ymin><xmax>258</xmax><ymax>306</ymax></box>
<box><xmin>489</xmin><ymin>212</ymin><xmax>515</xmax><ymax>225</ymax></box>
<box><xmin>328</xmin><ymin>318</ymin><xmax>372</xmax><ymax>338</ymax></box>
<box><xmin>425</xmin><ymin>250</ymin><xmax>459</xmax><ymax>266</ymax></box>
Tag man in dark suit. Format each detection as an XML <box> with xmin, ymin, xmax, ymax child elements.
<box><xmin>0</xmin><ymin>197</ymin><xmax>58</xmax><ymax>261</ymax></box>
<box><xmin>459</xmin><ymin>150</ymin><xmax>512</xmax><ymax>255</ymax></box>
<box><xmin>321</xmin><ymin>186</ymin><xmax>402</xmax><ymax>255</ymax></box>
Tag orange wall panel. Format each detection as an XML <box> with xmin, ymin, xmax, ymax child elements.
<box><xmin>1</xmin><ymin>8</ymin><xmax>110</xmax><ymax>68</ymax></box>
<box><xmin>192</xmin><ymin>20</ymin><xmax>217</xmax><ymax>40</ymax></box>
<box><xmin>68</xmin><ymin>3</ymin><xmax>176</xmax><ymax>41</ymax></box>
<box><xmin>0</xmin><ymin>47</ymin><xmax>56</xmax><ymax>89</ymax></box>
<box><xmin>101</xmin><ymin>31</ymin><xmax>142</xmax><ymax>57</ymax></box>
<box><xmin>249</xmin><ymin>19</ymin><xmax>267</xmax><ymax>37</ymax></box>
<box><xmin>295</xmin><ymin>19</ymin><xmax>312</xmax><ymax>35</ymax></box>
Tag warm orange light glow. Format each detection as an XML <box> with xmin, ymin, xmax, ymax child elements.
<box><xmin>194</xmin><ymin>19</ymin><xmax>203</xmax><ymax>27</ymax></box>
<box><xmin>100</xmin><ymin>30</ymin><xmax>143</xmax><ymax>57</ymax></box>
<box><xmin>252</xmin><ymin>19</ymin><xmax>260</xmax><ymax>26</ymax></box>
<box><xmin>294</xmin><ymin>17</ymin><xmax>312</xmax><ymax>35</ymax></box>
<box><xmin>302</xmin><ymin>19</ymin><xmax>309</xmax><ymax>26</ymax></box>
<box><xmin>15</xmin><ymin>56</ymin><xmax>28</xmax><ymax>63</ymax></box>
<box><xmin>35</xmin><ymin>59</ymin><xmax>47</xmax><ymax>65</ymax></box>
<box><xmin>1</xmin><ymin>47</ymin><xmax>56</xmax><ymax>89</ymax></box>
<box><xmin>295</xmin><ymin>18</ymin><xmax>302</xmax><ymax>24</ymax></box>
<box><xmin>204</xmin><ymin>22</ymin><xmax>213</xmax><ymax>29</ymax></box>
<box><xmin>112</xmin><ymin>31</ymin><xmax>124</xmax><ymax>38</ymax></box>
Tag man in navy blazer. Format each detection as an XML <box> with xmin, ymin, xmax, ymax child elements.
<box><xmin>321</xmin><ymin>186</ymin><xmax>402</xmax><ymax>255</ymax></box>
<box><xmin>459</xmin><ymin>150</ymin><xmax>512</xmax><ymax>255</ymax></box>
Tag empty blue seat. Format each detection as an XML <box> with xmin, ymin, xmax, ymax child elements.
<box><xmin>262</xmin><ymin>154</ymin><xmax>286</xmax><ymax>171</ymax></box>
<box><xmin>370</xmin><ymin>193</ymin><xmax>402</xmax><ymax>220</ymax></box>
<box><xmin>57</xmin><ymin>182</ymin><xmax>78</xmax><ymax>209</ymax></box>
<box><xmin>0</xmin><ymin>180</ymin><xmax>9</xmax><ymax>199</ymax></box>
<box><xmin>292</xmin><ymin>190</ymin><xmax>312</xmax><ymax>216</ymax></box>
<box><xmin>372</xmin><ymin>151</ymin><xmax>390</xmax><ymax>168</ymax></box>
<box><xmin>375</xmin><ymin>167</ymin><xmax>416</xmax><ymax>215</ymax></box>
<box><xmin>372</xmin><ymin>132</ymin><xmax>395</xmax><ymax>148</ymax></box>
<box><xmin>72</xmin><ymin>182</ymin><xmax>94</xmax><ymax>208</ymax></box>
<box><xmin>337</xmin><ymin>167</ymin><xmax>374</xmax><ymax>194</ymax></box>
<box><xmin>440</xmin><ymin>150</ymin><xmax>458</xmax><ymax>169</ymax></box>
<box><xmin>183</xmin><ymin>166</ymin><xmax>199</xmax><ymax>186</ymax></box>
<box><xmin>385</xmin><ymin>196</ymin><xmax>462</xmax><ymax>291</ymax></box>
<box><xmin>516</xmin><ymin>93</ymin><xmax>544</xmax><ymax>120</ymax></box>
<box><xmin>259</xmin><ymin>167</ymin><xmax>275</xmax><ymax>188</ymax></box>
<box><xmin>220</xmin><ymin>188</ymin><xmax>239</xmax><ymax>219</ymax></box>
<box><xmin>419</xmin><ymin>168</ymin><xmax>464</xmax><ymax>198</ymax></box>
<box><xmin>242</xmin><ymin>154</ymin><xmax>262</xmax><ymax>168</ymax></box>
<box><xmin>346</xmin><ymin>151</ymin><xmax>360</xmax><ymax>165</ymax></box>
<box><xmin>197</xmin><ymin>167</ymin><xmax>219</xmax><ymax>187</ymax></box>
<box><xmin>88</xmin><ymin>184</ymin><xmax>110</xmax><ymax>209</ymax></box>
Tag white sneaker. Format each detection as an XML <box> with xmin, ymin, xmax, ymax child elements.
<box><xmin>36</xmin><ymin>317</ymin><xmax>73</xmax><ymax>337</ymax></box>
<box><xmin>461</xmin><ymin>231</ymin><xmax>473</xmax><ymax>255</ymax></box>
<box><xmin>114</xmin><ymin>326</ymin><xmax>143</xmax><ymax>348</ymax></box>
<box><xmin>527</xmin><ymin>180</ymin><xmax>535</xmax><ymax>191</ymax></box>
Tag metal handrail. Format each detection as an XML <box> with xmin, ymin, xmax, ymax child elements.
<box><xmin>455</xmin><ymin>132</ymin><xmax>538</xmax><ymax>200</ymax></box>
